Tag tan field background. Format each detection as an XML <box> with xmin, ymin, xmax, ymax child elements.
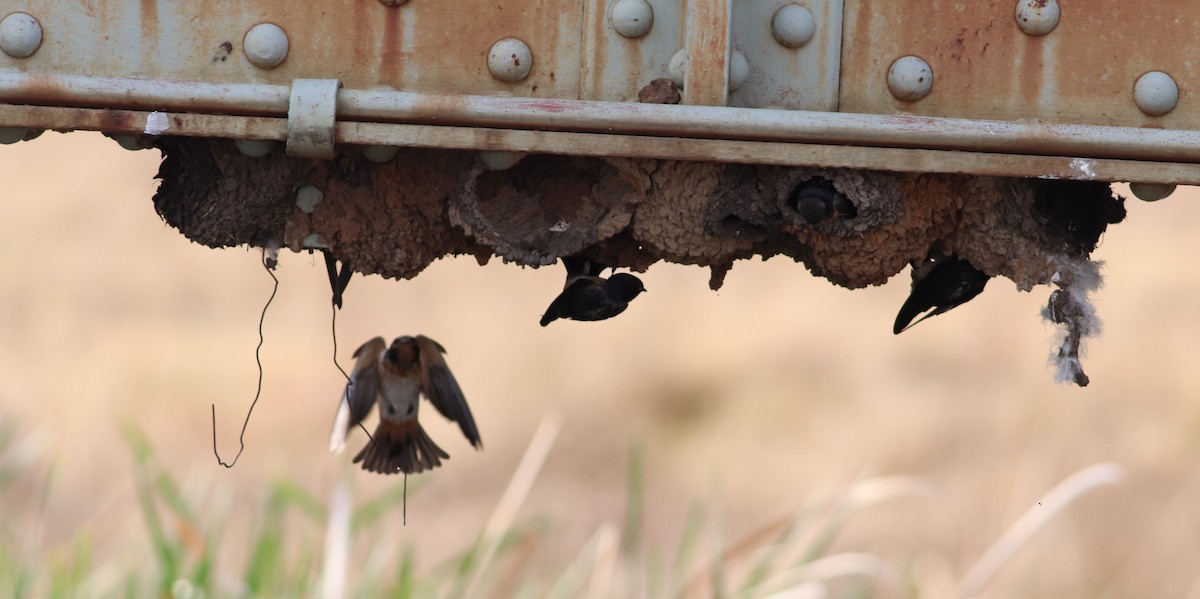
<box><xmin>2</xmin><ymin>132</ymin><xmax>1200</xmax><ymax>597</ymax></box>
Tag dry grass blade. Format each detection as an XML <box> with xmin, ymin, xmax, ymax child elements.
<box><xmin>958</xmin><ymin>462</ymin><xmax>1125</xmax><ymax>596</ymax></box>
<box><xmin>547</xmin><ymin>522</ymin><xmax>619</xmax><ymax>599</ymax></box>
<box><xmin>844</xmin><ymin>475</ymin><xmax>950</xmax><ymax>509</ymax></box>
<box><xmin>759</xmin><ymin>552</ymin><xmax>898</xmax><ymax>599</ymax></box>
<box><xmin>462</xmin><ymin>413</ymin><xmax>562</xmax><ymax>598</ymax></box>
<box><xmin>320</xmin><ymin>478</ymin><xmax>352</xmax><ymax>599</ymax></box>
<box><xmin>586</xmin><ymin>522</ymin><xmax>620</xmax><ymax>599</ymax></box>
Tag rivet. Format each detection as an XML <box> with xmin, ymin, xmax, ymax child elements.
<box><xmin>667</xmin><ymin>49</ymin><xmax>750</xmax><ymax>93</ymax></box>
<box><xmin>887</xmin><ymin>56</ymin><xmax>933</xmax><ymax>101</ymax></box>
<box><xmin>610</xmin><ymin>0</ymin><xmax>653</xmax><ymax>38</ymax></box>
<box><xmin>1014</xmin><ymin>0</ymin><xmax>1060</xmax><ymax>36</ymax></box>
<box><xmin>488</xmin><ymin>38</ymin><xmax>533</xmax><ymax>83</ymax></box>
<box><xmin>668</xmin><ymin>49</ymin><xmax>687</xmax><ymax>88</ymax></box>
<box><xmin>1129</xmin><ymin>182</ymin><xmax>1176</xmax><ymax>202</ymax></box>
<box><xmin>771</xmin><ymin>4</ymin><xmax>816</xmax><ymax>48</ymax></box>
<box><xmin>479</xmin><ymin>150</ymin><xmax>526</xmax><ymax>170</ymax></box>
<box><xmin>1133</xmin><ymin>71</ymin><xmax>1178</xmax><ymax>116</ymax></box>
<box><xmin>295</xmin><ymin>185</ymin><xmax>324</xmax><ymax>214</ymax></box>
<box><xmin>234</xmin><ymin>139</ymin><xmax>277</xmax><ymax>157</ymax></box>
<box><xmin>105</xmin><ymin>133</ymin><xmax>154</xmax><ymax>151</ymax></box>
<box><xmin>0</xmin><ymin>127</ymin><xmax>42</xmax><ymax>144</ymax></box>
<box><xmin>361</xmin><ymin>145</ymin><xmax>400</xmax><ymax>163</ymax></box>
<box><xmin>243</xmin><ymin>23</ymin><xmax>289</xmax><ymax>69</ymax></box>
<box><xmin>728</xmin><ymin>50</ymin><xmax>749</xmax><ymax>92</ymax></box>
<box><xmin>0</xmin><ymin>12</ymin><xmax>42</xmax><ymax>58</ymax></box>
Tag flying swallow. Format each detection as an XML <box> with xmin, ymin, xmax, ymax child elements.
<box><xmin>540</xmin><ymin>256</ymin><xmax>647</xmax><ymax>326</ymax></box>
<box><xmin>330</xmin><ymin>335</ymin><xmax>482</xmax><ymax>474</ymax></box>
<box><xmin>787</xmin><ymin>177</ymin><xmax>857</xmax><ymax>225</ymax></box>
<box><xmin>321</xmin><ymin>250</ymin><xmax>353</xmax><ymax>309</ymax></box>
<box><xmin>893</xmin><ymin>255</ymin><xmax>990</xmax><ymax>334</ymax></box>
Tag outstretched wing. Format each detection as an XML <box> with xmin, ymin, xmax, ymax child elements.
<box><xmin>330</xmin><ymin>336</ymin><xmax>385</xmax><ymax>453</ymax></box>
<box><xmin>415</xmin><ymin>335</ymin><xmax>482</xmax><ymax>449</ymax></box>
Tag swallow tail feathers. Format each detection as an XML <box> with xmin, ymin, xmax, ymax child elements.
<box><xmin>353</xmin><ymin>419</ymin><xmax>449</xmax><ymax>475</ymax></box>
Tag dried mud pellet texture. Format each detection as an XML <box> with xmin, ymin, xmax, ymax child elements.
<box><xmin>630</xmin><ymin>161</ymin><xmax>759</xmax><ymax>265</ymax></box>
<box><xmin>154</xmin><ymin>138</ymin><xmax>487</xmax><ymax>280</ymax></box>
<box><xmin>450</xmin><ymin>155</ymin><xmax>643</xmax><ymax>266</ymax></box>
<box><xmin>153</xmin><ymin>137</ymin><xmax>1125</xmax><ymax>292</ymax></box>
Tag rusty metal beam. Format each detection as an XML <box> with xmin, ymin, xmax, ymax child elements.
<box><xmin>5</xmin><ymin>103</ymin><xmax>1200</xmax><ymax>185</ymax></box>
<box><xmin>2</xmin><ymin>73</ymin><xmax>1199</xmax><ymax>167</ymax></box>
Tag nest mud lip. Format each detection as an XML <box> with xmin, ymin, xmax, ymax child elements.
<box><xmin>152</xmin><ymin>137</ymin><xmax>1125</xmax><ymax>291</ymax></box>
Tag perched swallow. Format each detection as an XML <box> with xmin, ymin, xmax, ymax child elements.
<box><xmin>330</xmin><ymin>335</ymin><xmax>482</xmax><ymax>474</ymax></box>
<box><xmin>540</xmin><ymin>256</ymin><xmax>647</xmax><ymax>326</ymax></box>
<box><xmin>321</xmin><ymin>250</ymin><xmax>354</xmax><ymax>309</ymax></box>
<box><xmin>893</xmin><ymin>255</ymin><xmax>990</xmax><ymax>334</ymax></box>
<box><xmin>787</xmin><ymin>177</ymin><xmax>857</xmax><ymax>225</ymax></box>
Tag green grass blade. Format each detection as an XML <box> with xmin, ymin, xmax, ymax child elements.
<box><xmin>622</xmin><ymin>439</ymin><xmax>645</xmax><ymax>557</ymax></box>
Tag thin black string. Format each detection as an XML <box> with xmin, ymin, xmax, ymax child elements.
<box><xmin>330</xmin><ymin>303</ymin><xmax>409</xmax><ymax>525</ymax></box>
<box><xmin>212</xmin><ymin>251</ymin><xmax>279</xmax><ymax>468</ymax></box>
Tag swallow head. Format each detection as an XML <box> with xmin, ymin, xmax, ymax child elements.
<box><xmin>786</xmin><ymin>177</ymin><xmax>857</xmax><ymax>225</ymax></box>
<box><xmin>607</xmin><ymin>273</ymin><xmax>646</xmax><ymax>302</ymax></box>
<box><xmin>384</xmin><ymin>336</ymin><xmax>419</xmax><ymax>366</ymax></box>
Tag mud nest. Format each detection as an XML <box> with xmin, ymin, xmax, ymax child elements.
<box><xmin>153</xmin><ymin>137</ymin><xmax>1124</xmax><ymax>293</ymax></box>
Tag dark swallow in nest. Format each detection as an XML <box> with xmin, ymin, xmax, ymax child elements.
<box><xmin>540</xmin><ymin>256</ymin><xmax>647</xmax><ymax>326</ymax></box>
<box><xmin>330</xmin><ymin>335</ymin><xmax>482</xmax><ymax>474</ymax></box>
<box><xmin>786</xmin><ymin>177</ymin><xmax>857</xmax><ymax>225</ymax></box>
<box><xmin>321</xmin><ymin>250</ymin><xmax>354</xmax><ymax>309</ymax></box>
<box><xmin>893</xmin><ymin>255</ymin><xmax>990</xmax><ymax>334</ymax></box>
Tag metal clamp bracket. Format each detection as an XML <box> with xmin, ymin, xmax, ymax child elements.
<box><xmin>287</xmin><ymin>78</ymin><xmax>341</xmax><ymax>159</ymax></box>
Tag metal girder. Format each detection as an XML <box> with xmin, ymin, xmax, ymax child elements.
<box><xmin>0</xmin><ymin>1</ymin><xmax>1196</xmax><ymax>182</ymax></box>
<box><xmin>842</xmin><ymin>0</ymin><xmax>1199</xmax><ymax>129</ymax></box>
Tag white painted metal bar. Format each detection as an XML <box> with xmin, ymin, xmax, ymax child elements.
<box><xmin>0</xmin><ymin>72</ymin><xmax>291</xmax><ymax>115</ymax></box>
<box><xmin>4</xmin><ymin>103</ymin><xmax>1200</xmax><ymax>185</ymax></box>
<box><xmin>2</xmin><ymin>72</ymin><xmax>1199</xmax><ymax>165</ymax></box>
<box><xmin>337</xmin><ymin>90</ymin><xmax>1200</xmax><ymax>163</ymax></box>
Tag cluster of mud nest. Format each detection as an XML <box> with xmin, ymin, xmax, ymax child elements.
<box><xmin>152</xmin><ymin>136</ymin><xmax>1125</xmax><ymax>385</ymax></box>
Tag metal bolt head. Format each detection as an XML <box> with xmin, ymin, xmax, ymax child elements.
<box><xmin>1133</xmin><ymin>71</ymin><xmax>1178</xmax><ymax>116</ymax></box>
<box><xmin>610</xmin><ymin>0</ymin><xmax>653</xmax><ymax>39</ymax></box>
<box><xmin>728</xmin><ymin>50</ymin><xmax>749</xmax><ymax>92</ymax></box>
<box><xmin>243</xmin><ymin>23</ymin><xmax>289</xmax><ymax>69</ymax></box>
<box><xmin>772</xmin><ymin>4</ymin><xmax>816</xmax><ymax>48</ymax></box>
<box><xmin>1014</xmin><ymin>0</ymin><xmax>1060</xmax><ymax>36</ymax></box>
<box><xmin>0</xmin><ymin>12</ymin><xmax>42</xmax><ymax>58</ymax></box>
<box><xmin>234</xmin><ymin>139</ymin><xmax>277</xmax><ymax>157</ymax></box>
<box><xmin>361</xmin><ymin>145</ymin><xmax>400</xmax><ymax>163</ymax></box>
<box><xmin>105</xmin><ymin>133</ymin><xmax>154</xmax><ymax>151</ymax></box>
<box><xmin>1129</xmin><ymin>182</ymin><xmax>1176</xmax><ymax>202</ymax></box>
<box><xmin>668</xmin><ymin>49</ymin><xmax>687</xmax><ymax>88</ymax></box>
<box><xmin>479</xmin><ymin>150</ymin><xmax>526</xmax><ymax>170</ymax></box>
<box><xmin>488</xmin><ymin>38</ymin><xmax>533</xmax><ymax>83</ymax></box>
<box><xmin>668</xmin><ymin>49</ymin><xmax>750</xmax><ymax>93</ymax></box>
<box><xmin>887</xmin><ymin>56</ymin><xmax>933</xmax><ymax>101</ymax></box>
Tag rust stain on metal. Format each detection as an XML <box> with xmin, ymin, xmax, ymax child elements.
<box><xmin>98</xmin><ymin>108</ymin><xmax>133</xmax><ymax>131</ymax></box>
<box><xmin>683</xmin><ymin>0</ymin><xmax>731</xmax><ymax>106</ymax></box>
<box><xmin>10</xmin><ymin>0</ymin><xmax>580</xmax><ymax>99</ymax></box>
<box><xmin>380</xmin><ymin>7</ymin><xmax>404</xmax><ymax>85</ymax></box>
<box><xmin>140</xmin><ymin>0</ymin><xmax>160</xmax><ymax>38</ymax></box>
<box><xmin>350</xmin><ymin>2</ymin><xmax>375</xmax><ymax>81</ymax></box>
<box><xmin>842</xmin><ymin>0</ymin><xmax>1198</xmax><ymax>129</ymax></box>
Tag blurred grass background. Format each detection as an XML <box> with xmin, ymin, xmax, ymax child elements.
<box><xmin>1</xmin><ymin>133</ymin><xmax>1199</xmax><ymax>597</ymax></box>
